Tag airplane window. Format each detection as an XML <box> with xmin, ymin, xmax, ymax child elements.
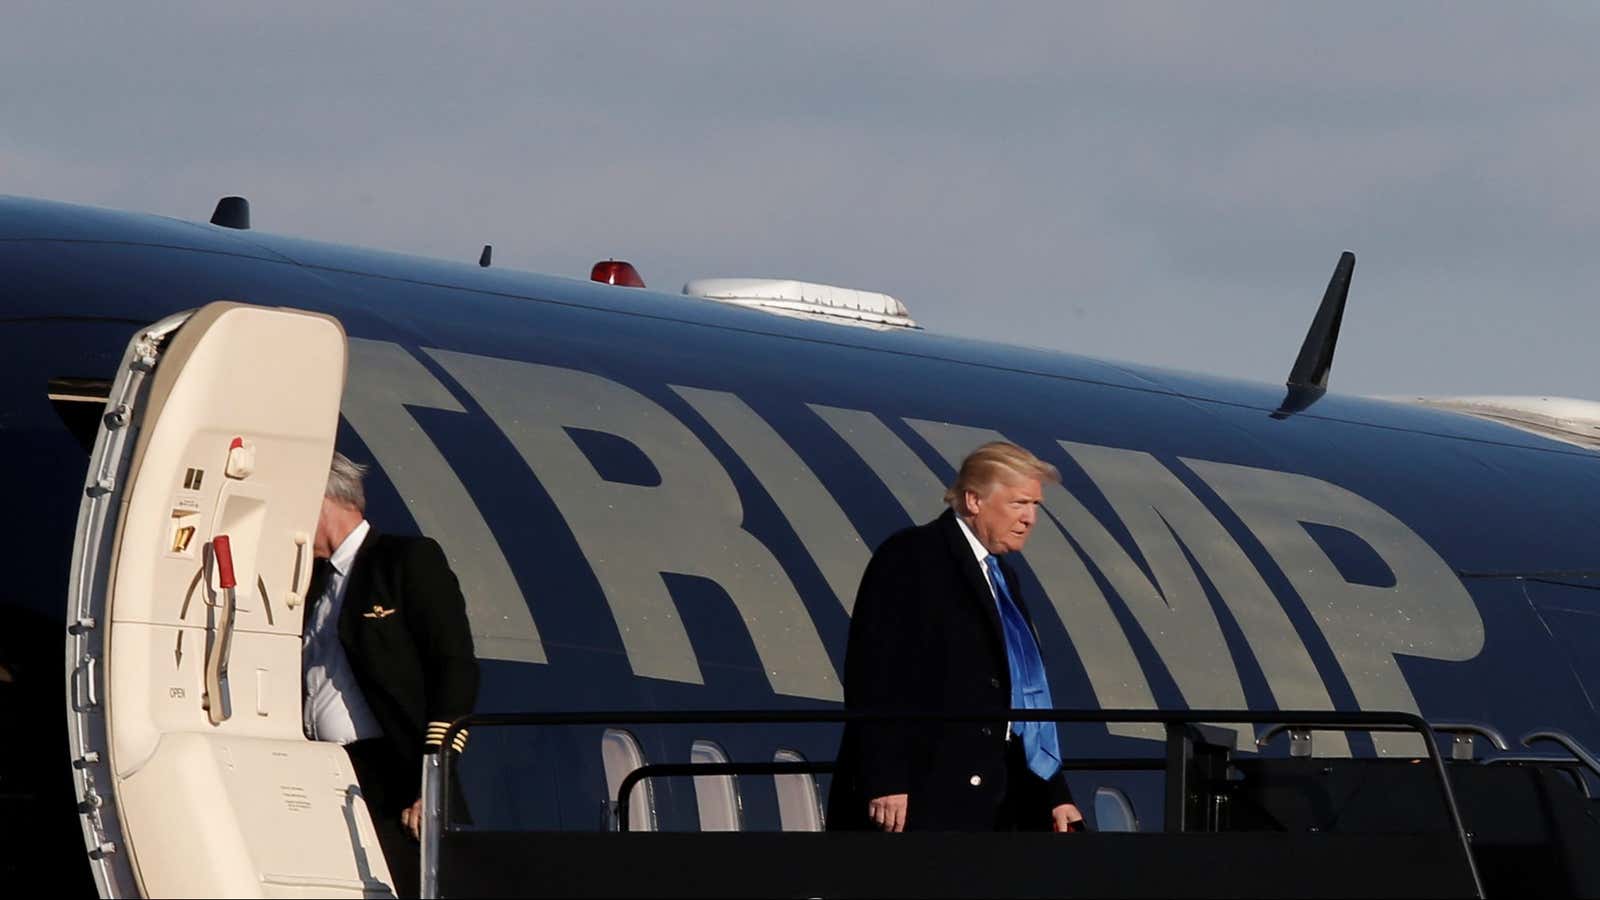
<box><xmin>1093</xmin><ymin>786</ymin><xmax>1139</xmax><ymax>832</ymax></box>
<box><xmin>690</xmin><ymin>739</ymin><xmax>742</xmax><ymax>832</ymax></box>
<box><xmin>563</xmin><ymin>427</ymin><xmax>662</xmax><ymax>487</ymax></box>
<box><xmin>772</xmin><ymin>749</ymin><xmax>824</xmax><ymax>832</ymax></box>
<box><xmin>47</xmin><ymin>376</ymin><xmax>111</xmax><ymax>454</ymax></box>
<box><xmin>600</xmin><ymin>728</ymin><xmax>656</xmax><ymax>832</ymax></box>
<box><xmin>1299</xmin><ymin>522</ymin><xmax>1396</xmax><ymax>588</ymax></box>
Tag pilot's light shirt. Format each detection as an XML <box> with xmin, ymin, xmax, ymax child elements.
<box><xmin>303</xmin><ymin>519</ymin><xmax>383</xmax><ymax>744</ymax></box>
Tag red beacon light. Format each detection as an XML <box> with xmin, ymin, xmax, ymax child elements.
<box><xmin>590</xmin><ymin>259</ymin><xmax>646</xmax><ymax>288</ymax></box>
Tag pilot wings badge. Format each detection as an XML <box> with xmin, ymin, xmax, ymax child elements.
<box><xmin>363</xmin><ymin>605</ymin><xmax>397</xmax><ymax>619</ymax></box>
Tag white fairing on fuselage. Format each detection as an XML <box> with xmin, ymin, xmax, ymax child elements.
<box><xmin>1405</xmin><ymin>395</ymin><xmax>1600</xmax><ymax>451</ymax></box>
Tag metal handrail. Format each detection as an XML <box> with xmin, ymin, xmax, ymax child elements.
<box><xmin>615</xmin><ymin>761</ymin><xmax>832</xmax><ymax>831</ymax></box>
<box><xmin>424</xmin><ymin>708</ymin><xmax>1484</xmax><ymax>900</ymax></box>
<box><xmin>1253</xmin><ymin>719</ymin><xmax>1509</xmax><ymax>758</ymax></box>
<box><xmin>1432</xmin><ymin>722</ymin><xmax>1511</xmax><ymax>752</ymax></box>
<box><xmin>1521</xmin><ymin>729</ymin><xmax>1600</xmax><ymax>780</ymax></box>
<box><xmin>1484</xmin><ymin>754</ymin><xmax>1585</xmax><ymax>767</ymax></box>
<box><xmin>1481</xmin><ymin>755</ymin><xmax>1593</xmax><ymax>798</ymax></box>
<box><xmin>611</xmin><ymin>756</ymin><xmax>1171</xmax><ymax>830</ymax></box>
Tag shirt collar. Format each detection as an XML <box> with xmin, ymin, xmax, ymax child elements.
<box><xmin>328</xmin><ymin>519</ymin><xmax>370</xmax><ymax>577</ymax></box>
<box><xmin>955</xmin><ymin>514</ymin><xmax>992</xmax><ymax>566</ymax></box>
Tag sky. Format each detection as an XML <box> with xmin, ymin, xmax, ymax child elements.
<box><xmin>4</xmin><ymin>3</ymin><xmax>1598</xmax><ymax>397</ymax></box>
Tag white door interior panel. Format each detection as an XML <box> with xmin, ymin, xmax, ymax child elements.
<box><xmin>67</xmin><ymin>302</ymin><xmax>396</xmax><ymax>898</ymax></box>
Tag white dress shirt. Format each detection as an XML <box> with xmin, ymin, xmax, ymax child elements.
<box><xmin>956</xmin><ymin>515</ymin><xmax>999</xmax><ymax>602</ymax></box>
<box><xmin>957</xmin><ymin>514</ymin><xmax>1012</xmax><ymax>738</ymax></box>
<box><xmin>303</xmin><ymin>519</ymin><xmax>383</xmax><ymax>744</ymax></box>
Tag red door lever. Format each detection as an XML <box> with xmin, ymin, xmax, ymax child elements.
<box><xmin>212</xmin><ymin>534</ymin><xmax>237</xmax><ymax>590</ymax></box>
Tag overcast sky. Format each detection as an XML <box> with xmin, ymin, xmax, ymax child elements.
<box><xmin>4</xmin><ymin>3</ymin><xmax>1598</xmax><ymax>396</ymax></box>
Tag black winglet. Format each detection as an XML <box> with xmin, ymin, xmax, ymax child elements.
<box><xmin>1288</xmin><ymin>251</ymin><xmax>1354</xmax><ymax>390</ymax></box>
<box><xmin>1273</xmin><ymin>251</ymin><xmax>1354</xmax><ymax>417</ymax></box>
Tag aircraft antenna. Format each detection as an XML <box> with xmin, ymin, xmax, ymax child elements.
<box><xmin>480</xmin><ymin>245</ymin><xmax>493</xmax><ymax>268</ymax></box>
<box><xmin>209</xmin><ymin>196</ymin><xmax>250</xmax><ymax>230</ymax></box>
<box><xmin>1274</xmin><ymin>251</ymin><xmax>1354</xmax><ymax>417</ymax></box>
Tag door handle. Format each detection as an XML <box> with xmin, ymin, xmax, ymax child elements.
<box><xmin>204</xmin><ymin>534</ymin><xmax>238</xmax><ymax>725</ymax></box>
<box><xmin>288</xmin><ymin>531</ymin><xmax>309</xmax><ymax>610</ymax></box>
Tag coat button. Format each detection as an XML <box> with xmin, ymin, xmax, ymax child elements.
<box><xmin>980</xmin><ymin>726</ymin><xmax>993</xmax><ymax>737</ymax></box>
<box><xmin>989</xmin><ymin>677</ymin><xmax>1001</xmax><ymax>689</ymax></box>
<box><xmin>969</xmin><ymin>775</ymin><xmax>982</xmax><ymax>787</ymax></box>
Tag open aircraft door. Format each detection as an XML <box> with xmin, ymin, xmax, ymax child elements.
<box><xmin>66</xmin><ymin>303</ymin><xmax>395</xmax><ymax>898</ymax></box>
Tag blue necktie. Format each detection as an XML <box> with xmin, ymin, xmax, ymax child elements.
<box><xmin>984</xmin><ymin>555</ymin><xmax>1062</xmax><ymax>781</ymax></box>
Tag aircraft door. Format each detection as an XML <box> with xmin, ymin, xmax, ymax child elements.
<box><xmin>66</xmin><ymin>302</ymin><xmax>394</xmax><ymax>898</ymax></box>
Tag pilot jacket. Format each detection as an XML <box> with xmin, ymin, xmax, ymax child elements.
<box><xmin>337</xmin><ymin>530</ymin><xmax>480</xmax><ymax>787</ymax></box>
<box><xmin>323</xmin><ymin>529</ymin><xmax>478</xmax><ymax>898</ymax></box>
<box><xmin>827</xmin><ymin>508</ymin><xmax>1073</xmax><ymax>831</ymax></box>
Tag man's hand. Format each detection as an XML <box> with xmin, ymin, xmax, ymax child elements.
<box><xmin>1051</xmin><ymin>802</ymin><xmax>1085</xmax><ymax>832</ymax></box>
<box><xmin>400</xmin><ymin>797</ymin><xmax>424</xmax><ymax>840</ymax></box>
<box><xmin>868</xmin><ymin>793</ymin><xmax>908</xmax><ymax>832</ymax></box>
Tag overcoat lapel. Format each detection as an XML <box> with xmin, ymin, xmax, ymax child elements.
<box><xmin>937</xmin><ymin>509</ymin><xmax>1005</xmax><ymax>648</ymax></box>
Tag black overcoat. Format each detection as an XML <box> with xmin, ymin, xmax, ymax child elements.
<box><xmin>827</xmin><ymin>508</ymin><xmax>1073</xmax><ymax>831</ymax></box>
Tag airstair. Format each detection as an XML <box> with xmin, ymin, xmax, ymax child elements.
<box><xmin>418</xmin><ymin>709</ymin><xmax>1600</xmax><ymax>899</ymax></box>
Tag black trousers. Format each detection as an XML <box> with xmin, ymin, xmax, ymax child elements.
<box><xmin>996</xmin><ymin>737</ymin><xmax>1058</xmax><ymax>832</ymax></box>
<box><xmin>346</xmin><ymin>738</ymin><xmax>420</xmax><ymax>899</ymax></box>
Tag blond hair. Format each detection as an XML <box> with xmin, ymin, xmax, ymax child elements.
<box><xmin>943</xmin><ymin>441</ymin><xmax>1060</xmax><ymax>507</ymax></box>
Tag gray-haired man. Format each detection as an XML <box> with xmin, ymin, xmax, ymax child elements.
<box><xmin>304</xmin><ymin>452</ymin><xmax>479</xmax><ymax>898</ymax></box>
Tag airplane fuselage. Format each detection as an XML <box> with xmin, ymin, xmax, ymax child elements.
<box><xmin>2</xmin><ymin>196</ymin><xmax>1598</xmax><ymax>890</ymax></box>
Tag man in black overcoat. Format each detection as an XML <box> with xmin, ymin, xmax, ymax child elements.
<box><xmin>829</xmin><ymin>441</ymin><xmax>1083</xmax><ymax>833</ymax></box>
